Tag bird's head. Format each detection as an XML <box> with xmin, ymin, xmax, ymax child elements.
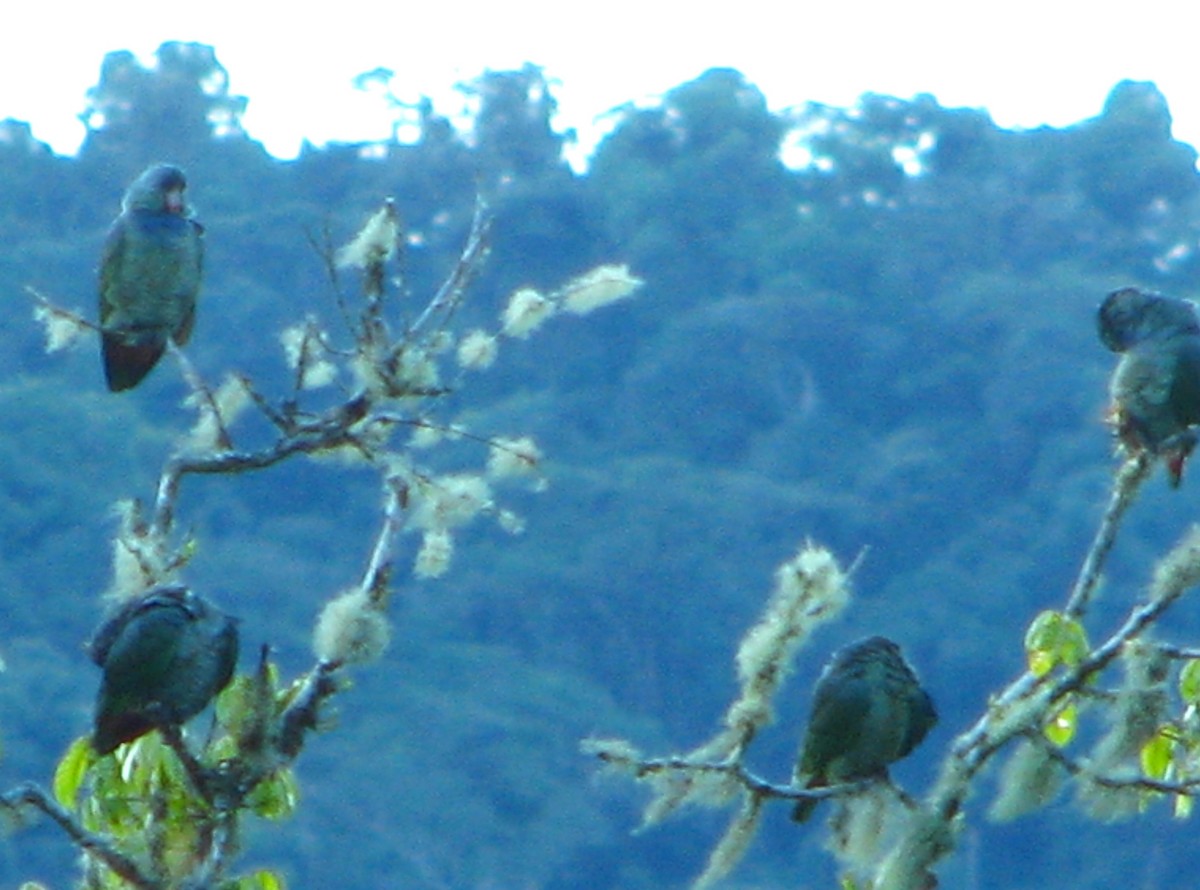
<box><xmin>123</xmin><ymin>163</ymin><xmax>189</xmax><ymax>215</ymax></box>
<box><xmin>1098</xmin><ymin>287</ymin><xmax>1200</xmax><ymax>351</ymax></box>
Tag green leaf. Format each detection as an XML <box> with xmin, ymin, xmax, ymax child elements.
<box><xmin>247</xmin><ymin>769</ymin><xmax>300</xmax><ymax>820</ymax></box>
<box><xmin>217</xmin><ymin>661</ymin><xmax>283</xmax><ymax>743</ymax></box>
<box><xmin>1180</xmin><ymin>661</ymin><xmax>1200</xmax><ymax>704</ymax></box>
<box><xmin>216</xmin><ymin>675</ymin><xmax>256</xmax><ymax>730</ymax></box>
<box><xmin>1027</xmin><ymin>649</ymin><xmax>1055</xmax><ymax>677</ymax></box>
<box><xmin>1141</xmin><ymin>729</ymin><xmax>1174</xmax><ymax>779</ymax></box>
<box><xmin>1174</xmin><ymin>792</ymin><xmax>1193</xmax><ymax>819</ymax></box>
<box><xmin>119</xmin><ymin>733</ymin><xmax>168</xmax><ymax>789</ymax></box>
<box><xmin>52</xmin><ymin>737</ymin><xmax>94</xmax><ymax>809</ymax></box>
<box><xmin>208</xmin><ymin>734</ymin><xmax>239</xmax><ymax>761</ymax></box>
<box><xmin>1044</xmin><ymin>701</ymin><xmax>1078</xmax><ymax>747</ymax></box>
<box><xmin>179</xmin><ymin>536</ymin><xmax>198</xmax><ymax>561</ymax></box>
<box><xmin>1025</xmin><ymin>611</ymin><xmax>1088</xmax><ymax>676</ymax></box>
<box><xmin>237</xmin><ymin>871</ymin><xmax>287</xmax><ymax>890</ymax></box>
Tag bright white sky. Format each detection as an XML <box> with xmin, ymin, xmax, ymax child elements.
<box><xmin>4</xmin><ymin>1</ymin><xmax>1199</xmax><ymax>167</ymax></box>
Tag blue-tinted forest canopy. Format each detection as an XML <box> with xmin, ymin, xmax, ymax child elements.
<box><xmin>1</xmin><ymin>41</ymin><xmax>1199</xmax><ymax>888</ymax></box>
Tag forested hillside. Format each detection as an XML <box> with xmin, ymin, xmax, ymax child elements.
<box><xmin>2</xmin><ymin>41</ymin><xmax>1199</xmax><ymax>888</ymax></box>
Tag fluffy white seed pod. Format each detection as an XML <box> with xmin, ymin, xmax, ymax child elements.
<box><xmin>107</xmin><ymin>500</ymin><xmax>167</xmax><ymax>601</ymax></box>
<box><xmin>457</xmin><ymin>330</ymin><xmax>499</xmax><ymax>370</ymax></box>
<box><xmin>415</xmin><ymin>528</ymin><xmax>453</xmax><ymax>578</ymax></box>
<box><xmin>408</xmin><ymin>423</ymin><xmax>443</xmax><ymax>449</ymax></box>
<box><xmin>693</xmin><ymin>794</ymin><xmax>763</xmax><ymax>890</ymax></box>
<box><xmin>559</xmin><ymin>264</ymin><xmax>643</xmax><ymax>315</ymax></box>
<box><xmin>313</xmin><ymin>588</ymin><xmax>391</xmax><ymax>665</ymax></box>
<box><xmin>486</xmin><ymin>436</ymin><xmax>542</xmax><ymax>480</ymax></box>
<box><xmin>280</xmin><ymin>321</ymin><xmax>337</xmax><ymax>389</ymax></box>
<box><xmin>501</xmin><ymin>288</ymin><xmax>554</xmax><ymax>339</ymax></box>
<box><xmin>729</xmin><ymin>543</ymin><xmax>850</xmax><ymax>734</ymax></box>
<box><xmin>183</xmin><ymin>374</ymin><xmax>252</xmax><ymax>453</ymax></box>
<box><xmin>496</xmin><ymin>509</ymin><xmax>526</xmax><ymax>534</ymax></box>
<box><xmin>336</xmin><ymin>202</ymin><xmax>400</xmax><ymax>269</ymax></box>
<box><xmin>989</xmin><ymin>740</ymin><xmax>1065</xmax><ymax>822</ymax></box>
<box><xmin>827</xmin><ymin>786</ymin><xmax>905</xmax><ymax>872</ymax></box>
<box><xmin>34</xmin><ymin>305</ymin><xmax>87</xmax><ymax>352</ymax></box>
<box><xmin>409</xmin><ymin>474</ymin><xmax>493</xmax><ymax>530</ymax></box>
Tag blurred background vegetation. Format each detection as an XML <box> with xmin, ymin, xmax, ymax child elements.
<box><xmin>1</xmin><ymin>40</ymin><xmax>1199</xmax><ymax>889</ymax></box>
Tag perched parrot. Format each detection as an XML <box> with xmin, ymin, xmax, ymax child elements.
<box><xmin>792</xmin><ymin>636</ymin><xmax>937</xmax><ymax>822</ymax></box>
<box><xmin>1098</xmin><ymin>287</ymin><xmax>1200</xmax><ymax>487</ymax></box>
<box><xmin>99</xmin><ymin>163</ymin><xmax>204</xmax><ymax>392</ymax></box>
<box><xmin>90</xmin><ymin>586</ymin><xmax>238</xmax><ymax>756</ymax></box>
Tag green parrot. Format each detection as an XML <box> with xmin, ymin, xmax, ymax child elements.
<box><xmin>792</xmin><ymin>636</ymin><xmax>937</xmax><ymax>822</ymax></box>
<box><xmin>99</xmin><ymin>163</ymin><xmax>204</xmax><ymax>392</ymax></box>
<box><xmin>90</xmin><ymin>586</ymin><xmax>238</xmax><ymax>756</ymax></box>
<box><xmin>1098</xmin><ymin>287</ymin><xmax>1200</xmax><ymax>487</ymax></box>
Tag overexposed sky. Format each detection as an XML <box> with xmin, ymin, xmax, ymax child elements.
<box><xmin>5</xmin><ymin>1</ymin><xmax>1200</xmax><ymax>164</ymax></box>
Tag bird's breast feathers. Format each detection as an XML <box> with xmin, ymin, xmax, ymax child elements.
<box><xmin>101</xmin><ymin>213</ymin><xmax>202</xmax><ymax>326</ymax></box>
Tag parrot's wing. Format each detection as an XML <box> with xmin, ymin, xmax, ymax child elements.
<box><xmin>897</xmin><ymin>686</ymin><xmax>938</xmax><ymax>759</ymax></box>
<box><xmin>791</xmin><ymin>674</ymin><xmax>872</xmax><ymax>822</ymax></box>
<box><xmin>1169</xmin><ymin>335</ymin><xmax>1200</xmax><ymax>428</ymax></box>
<box><xmin>99</xmin><ymin>600</ymin><xmax>191</xmax><ymax>696</ymax></box>
<box><xmin>171</xmin><ymin>218</ymin><xmax>204</xmax><ymax>347</ymax></box>
<box><xmin>97</xmin><ymin>216</ymin><xmax>127</xmax><ymax>329</ymax></box>
<box><xmin>797</xmin><ymin>674</ymin><xmax>872</xmax><ymax>778</ymax></box>
<box><xmin>1110</xmin><ymin>347</ymin><xmax>1176</xmax><ymax>452</ymax></box>
<box><xmin>99</xmin><ymin>212</ymin><xmax>163</xmax><ymax>391</ymax></box>
<box><xmin>209</xmin><ymin>614</ymin><xmax>238</xmax><ymax>694</ymax></box>
<box><xmin>99</xmin><ymin>213</ymin><xmax>171</xmax><ymax>391</ymax></box>
<box><xmin>167</xmin><ymin>609</ymin><xmax>238</xmax><ymax>722</ymax></box>
<box><xmin>93</xmin><ymin>598</ymin><xmax>192</xmax><ymax>754</ymax></box>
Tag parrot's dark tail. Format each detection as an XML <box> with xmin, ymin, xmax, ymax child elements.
<box><xmin>103</xmin><ymin>333</ymin><xmax>165</xmax><ymax>392</ymax></box>
<box><xmin>92</xmin><ymin>712</ymin><xmax>155</xmax><ymax>756</ymax></box>
<box><xmin>791</xmin><ymin>795</ymin><xmax>819</xmax><ymax>823</ymax></box>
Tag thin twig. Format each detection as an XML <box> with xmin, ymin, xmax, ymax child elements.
<box><xmin>1160</xmin><ymin>644</ymin><xmax>1200</xmax><ymax>660</ymax></box>
<box><xmin>26</xmin><ymin>286</ymin><xmax>102</xmax><ymax>332</ymax></box>
<box><xmin>1064</xmin><ymin>454</ymin><xmax>1153</xmax><ymax>619</ymax></box>
<box><xmin>168</xmin><ymin>341</ymin><xmax>234</xmax><ymax>451</ymax></box>
<box><xmin>407</xmin><ymin>197</ymin><xmax>492</xmax><ymax>337</ymax></box>
<box><xmin>305</xmin><ymin>221</ymin><xmax>356</xmax><ymax>333</ymax></box>
<box><xmin>592</xmin><ymin>750</ymin><xmax>874</xmax><ymax>805</ymax></box>
<box><xmin>277</xmin><ymin>661</ymin><xmax>342</xmax><ymax>761</ymax></box>
<box><xmin>1032</xmin><ymin>734</ymin><xmax>1200</xmax><ymax>795</ymax></box>
<box><xmin>360</xmin><ymin>476</ymin><xmax>406</xmax><ymax>606</ymax></box>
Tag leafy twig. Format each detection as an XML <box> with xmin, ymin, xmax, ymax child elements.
<box><xmin>1031</xmin><ymin>733</ymin><xmax>1200</xmax><ymax>795</ymax></box>
<box><xmin>898</xmin><ymin>495</ymin><xmax>1200</xmax><ymax>888</ymax></box>
<box><xmin>1</xmin><ymin>783</ymin><xmax>156</xmax><ymax>889</ymax></box>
